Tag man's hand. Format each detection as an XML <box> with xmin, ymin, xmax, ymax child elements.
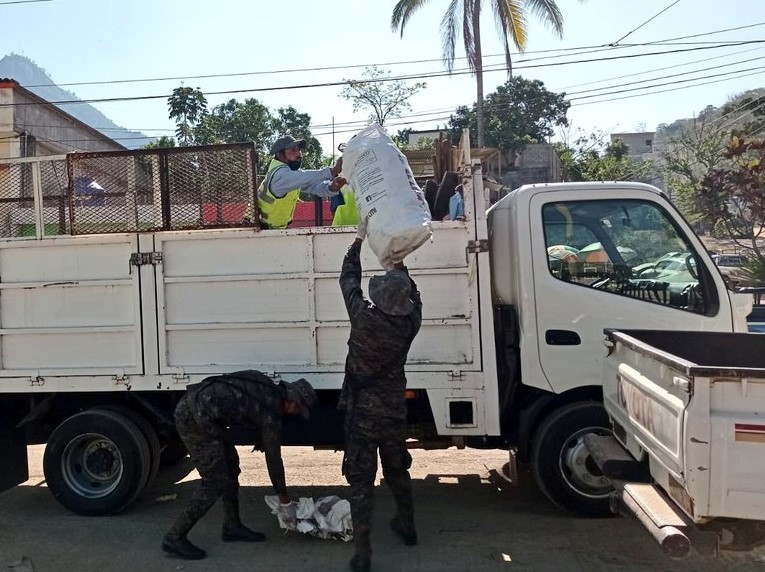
<box><xmin>355</xmin><ymin>215</ymin><xmax>368</xmax><ymax>243</ymax></box>
<box><xmin>330</xmin><ymin>156</ymin><xmax>343</xmax><ymax>178</ymax></box>
<box><xmin>329</xmin><ymin>176</ymin><xmax>347</xmax><ymax>193</ymax></box>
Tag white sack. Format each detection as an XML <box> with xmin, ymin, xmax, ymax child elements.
<box><xmin>265</xmin><ymin>495</ymin><xmax>353</xmax><ymax>542</ymax></box>
<box><xmin>343</xmin><ymin>124</ymin><xmax>432</xmax><ymax>269</ymax></box>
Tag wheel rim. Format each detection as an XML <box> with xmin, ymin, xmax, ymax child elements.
<box><xmin>558</xmin><ymin>426</ymin><xmax>613</xmax><ymax>499</ymax></box>
<box><xmin>61</xmin><ymin>433</ymin><xmax>123</xmax><ymax>499</ymax></box>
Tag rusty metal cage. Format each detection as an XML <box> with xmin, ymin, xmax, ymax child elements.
<box><xmin>66</xmin><ymin>143</ymin><xmax>258</xmax><ymax>234</ymax></box>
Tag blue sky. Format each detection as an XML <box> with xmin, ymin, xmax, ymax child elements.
<box><xmin>2</xmin><ymin>0</ymin><xmax>764</xmax><ymax>153</ymax></box>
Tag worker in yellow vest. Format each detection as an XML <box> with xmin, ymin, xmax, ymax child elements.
<box><xmin>246</xmin><ymin>135</ymin><xmax>345</xmax><ymax>229</ymax></box>
<box><xmin>331</xmin><ymin>187</ymin><xmax>360</xmax><ymax>227</ymax></box>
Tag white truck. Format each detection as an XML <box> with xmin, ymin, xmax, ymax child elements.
<box><xmin>0</xmin><ymin>135</ymin><xmax>754</xmax><ymax>526</ymax></box>
<box><xmin>591</xmin><ymin>328</ymin><xmax>765</xmax><ymax>557</ymax></box>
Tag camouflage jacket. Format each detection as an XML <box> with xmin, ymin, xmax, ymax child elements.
<box><xmin>185</xmin><ymin>370</ymin><xmax>288</xmax><ymax>494</ymax></box>
<box><xmin>339</xmin><ymin>241</ymin><xmax>422</xmax><ymax>421</ymax></box>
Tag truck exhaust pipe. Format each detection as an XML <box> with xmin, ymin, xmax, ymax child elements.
<box><xmin>612</xmin><ymin>483</ymin><xmax>691</xmax><ymax>559</ymax></box>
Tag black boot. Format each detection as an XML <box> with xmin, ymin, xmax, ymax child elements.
<box><xmin>222</xmin><ymin>523</ymin><xmax>266</xmax><ymax>542</ymax></box>
<box><xmin>390</xmin><ymin>517</ymin><xmax>417</xmax><ymax>546</ymax></box>
<box><xmin>161</xmin><ymin>534</ymin><xmax>207</xmax><ymax>560</ymax></box>
<box><xmin>163</xmin><ymin>510</ymin><xmax>206</xmax><ymax>559</ymax></box>
<box><xmin>222</xmin><ymin>494</ymin><xmax>266</xmax><ymax>542</ymax></box>
<box><xmin>349</xmin><ymin>553</ymin><xmax>371</xmax><ymax>572</ymax></box>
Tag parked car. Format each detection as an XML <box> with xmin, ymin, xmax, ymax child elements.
<box><xmin>711</xmin><ymin>253</ymin><xmax>749</xmax><ymax>287</ymax></box>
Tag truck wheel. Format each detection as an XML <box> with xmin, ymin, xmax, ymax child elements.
<box><xmin>43</xmin><ymin>409</ymin><xmax>151</xmax><ymax>515</ymax></box>
<box><xmin>96</xmin><ymin>405</ymin><xmax>161</xmax><ymax>487</ymax></box>
<box><xmin>160</xmin><ymin>436</ymin><xmax>188</xmax><ymax>467</ymax></box>
<box><xmin>530</xmin><ymin>401</ymin><xmax>613</xmax><ymax>517</ymax></box>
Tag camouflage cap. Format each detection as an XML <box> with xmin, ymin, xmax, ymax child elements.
<box><xmin>283</xmin><ymin>378</ymin><xmax>318</xmax><ymax>420</ymax></box>
<box><xmin>369</xmin><ymin>270</ymin><xmax>414</xmax><ymax>316</ymax></box>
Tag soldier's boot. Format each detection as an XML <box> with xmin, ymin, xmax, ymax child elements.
<box><xmin>389</xmin><ymin>482</ymin><xmax>417</xmax><ymax>545</ymax></box>
<box><xmin>221</xmin><ymin>495</ymin><xmax>266</xmax><ymax>542</ymax></box>
<box><xmin>162</xmin><ymin>511</ymin><xmax>207</xmax><ymax>560</ymax></box>
<box><xmin>349</xmin><ymin>525</ymin><xmax>372</xmax><ymax>572</ymax></box>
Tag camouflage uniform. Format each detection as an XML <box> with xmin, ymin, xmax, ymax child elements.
<box><xmin>166</xmin><ymin>370</ymin><xmax>289</xmax><ymax>539</ymax></box>
<box><xmin>339</xmin><ymin>241</ymin><xmax>423</xmax><ymax>563</ymax></box>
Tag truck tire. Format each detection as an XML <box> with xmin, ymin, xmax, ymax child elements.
<box><xmin>530</xmin><ymin>401</ymin><xmax>613</xmax><ymax>517</ymax></box>
<box><xmin>160</xmin><ymin>436</ymin><xmax>188</xmax><ymax>467</ymax></box>
<box><xmin>96</xmin><ymin>405</ymin><xmax>161</xmax><ymax>487</ymax></box>
<box><xmin>43</xmin><ymin>408</ymin><xmax>151</xmax><ymax>516</ymax></box>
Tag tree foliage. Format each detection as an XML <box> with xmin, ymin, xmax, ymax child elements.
<box><xmin>142</xmin><ymin>136</ymin><xmax>176</xmax><ymax>149</ymax></box>
<box><xmin>660</xmin><ymin>117</ymin><xmax>729</xmax><ymax>230</ymax></box>
<box><xmin>554</xmin><ymin>130</ymin><xmax>653</xmax><ymax>182</ymax></box>
<box><xmin>699</xmin><ymin>136</ymin><xmax>765</xmax><ymax>260</ymax></box>
<box><xmin>448</xmin><ymin>77</ymin><xmax>569</xmax><ymax>150</ymax></box>
<box><xmin>168</xmin><ymin>86</ymin><xmax>208</xmax><ymax>146</ymax></box>
<box><xmin>391</xmin><ymin>0</ymin><xmax>579</xmax><ymax>146</ymax></box>
<box><xmin>165</xmin><ymin>88</ymin><xmax>324</xmax><ymax>170</ymax></box>
<box><xmin>340</xmin><ymin>66</ymin><xmax>426</xmax><ymax>126</ymax></box>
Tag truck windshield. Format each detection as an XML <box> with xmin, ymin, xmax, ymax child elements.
<box><xmin>542</xmin><ymin>199</ymin><xmax>709</xmax><ymax>314</ymax></box>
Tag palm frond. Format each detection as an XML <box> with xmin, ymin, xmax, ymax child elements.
<box><xmin>462</xmin><ymin>0</ymin><xmax>478</xmax><ymax>72</ymax></box>
<box><xmin>525</xmin><ymin>0</ymin><xmax>564</xmax><ymax>37</ymax></box>
<box><xmin>391</xmin><ymin>0</ymin><xmax>433</xmax><ymax>35</ymax></box>
<box><xmin>493</xmin><ymin>0</ymin><xmax>527</xmax><ymax>52</ymax></box>
<box><xmin>440</xmin><ymin>0</ymin><xmax>462</xmax><ymax>73</ymax></box>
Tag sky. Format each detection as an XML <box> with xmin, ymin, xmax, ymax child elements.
<box><xmin>1</xmin><ymin>0</ymin><xmax>764</xmax><ymax>155</ymax></box>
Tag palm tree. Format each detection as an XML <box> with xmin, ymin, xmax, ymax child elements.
<box><xmin>391</xmin><ymin>0</ymin><xmax>571</xmax><ymax>147</ymax></box>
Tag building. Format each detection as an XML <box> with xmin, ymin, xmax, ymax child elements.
<box><xmin>0</xmin><ymin>78</ymin><xmax>125</xmax><ymax>158</ymax></box>
<box><xmin>610</xmin><ymin>131</ymin><xmax>655</xmax><ymax>156</ymax></box>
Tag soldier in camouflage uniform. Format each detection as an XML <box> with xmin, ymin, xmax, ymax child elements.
<box><xmin>339</xmin><ymin>229</ymin><xmax>423</xmax><ymax>572</ymax></box>
<box><xmin>161</xmin><ymin>370</ymin><xmax>318</xmax><ymax>560</ymax></box>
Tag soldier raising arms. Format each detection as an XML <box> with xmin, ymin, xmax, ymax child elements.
<box><xmin>339</xmin><ymin>221</ymin><xmax>423</xmax><ymax>572</ymax></box>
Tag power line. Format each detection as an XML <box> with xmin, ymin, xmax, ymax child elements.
<box><xmin>0</xmin><ymin>0</ymin><xmax>53</xmax><ymax>4</ymax></box>
<box><xmin>17</xmin><ymin>21</ymin><xmax>765</xmax><ymax>90</ymax></box>
<box><xmin>571</xmin><ymin>68</ymin><xmax>765</xmax><ymax>107</ymax></box>
<box><xmin>612</xmin><ymin>0</ymin><xmax>683</xmax><ymax>46</ymax></box>
<box><xmin>5</xmin><ymin>40</ymin><xmax>765</xmax><ymax>110</ymax></box>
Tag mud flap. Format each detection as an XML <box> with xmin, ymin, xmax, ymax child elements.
<box><xmin>0</xmin><ymin>422</ymin><xmax>28</xmax><ymax>493</ymax></box>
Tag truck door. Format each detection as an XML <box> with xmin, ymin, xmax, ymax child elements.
<box><xmin>529</xmin><ymin>190</ymin><xmax>733</xmax><ymax>393</ymax></box>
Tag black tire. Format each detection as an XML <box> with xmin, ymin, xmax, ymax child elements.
<box><xmin>43</xmin><ymin>409</ymin><xmax>151</xmax><ymax>516</ymax></box>
<box><xmin>96</xmin><ymin>405</ymin><xmax>161</xmax><ymax>487</ymax></box>
<box><xmin>159</xmin><ymin>436</ymin><xmax>188</xmax><ymax>467</ymax></box>
<box><xmin>530</xmin><ymin>401</ymin><xmax>614</xmax><ymax>517</ymax></box>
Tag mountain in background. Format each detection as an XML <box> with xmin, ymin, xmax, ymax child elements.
<box><xmin>655</xmin><ymin>87</ymin><xmax>765</xmax><ymax>143</ymax></box>
<box><xmin>0</xmin><ymin>53</ymin><xmax>154</xmax><ymax>149</ymax></box>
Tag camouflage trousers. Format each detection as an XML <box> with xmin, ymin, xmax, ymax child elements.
<box><xmin>343</xmin><ymin>414</ymin><xmax>414</xmax><ymax>557</ymax></box>
<box><xmin>166</xmin><ymin>399</ymin><xmax>242</xmax><ymax>537</ymax></box>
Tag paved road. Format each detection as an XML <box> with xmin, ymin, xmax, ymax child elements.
<box><xmin>0</xmin><ymin>446</ymin><xmax>762</xmax><ymax>571</ymax></box>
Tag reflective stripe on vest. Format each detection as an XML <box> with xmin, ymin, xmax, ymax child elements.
<box><xmin>257</xmin><ymin>159</ymin><xmax>301</xmax><ymax>230</ymax></box>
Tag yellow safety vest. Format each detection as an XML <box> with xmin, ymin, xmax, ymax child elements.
<box><xmin>254</xmin><ymin>159</ymin><xmax>301</xmax><ymax>230</ymax></box>
<box><xmin>331</xmin><ymin>187</ymin><xmax>359</xmax><ymax>227</ymax></box>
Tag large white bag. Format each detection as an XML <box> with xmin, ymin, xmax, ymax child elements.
<box><xmin>343</xmin><ymin>124</ymin><xmax>432</xmax><ymax>269</ymax></box>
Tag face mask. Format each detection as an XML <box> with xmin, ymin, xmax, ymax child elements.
<box><xmin>287</xmin><ymin>159</ymin><xmax>302</xmax><ymax>171</ymax></box>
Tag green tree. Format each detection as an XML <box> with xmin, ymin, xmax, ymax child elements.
<box><xmin>142</xmin><ymin>136</ymin><xmax>176</xmax><ymax>149</ymax></box>
<box><xmin>699</xmin><ymin>136</ymin><xmax>765</xmax><ymax>265</ymax></box>
<box><xmin>391</xmin><ymin>0</ymin><xmax>579</xmax><ymax>147</ymax></box>
<box><xmin>271</xmin><ymin>106</ymin><xmax>323</xmax><ymax>169</ymax></box>
<box><xmin>168</xmin><ymin>86</ymin><xmax>208</xmax><ymax>146</ymax></box>
<box><xmin>555</xmin><ymin>130</ymin><xmax>653</xmax><ymax>183</ymax></box>
<box><xmin>340</xmin><ymin>66</ymin><xmax>426</xmax><ymax>127</ymax></box>
<box><xmin>660</xmin><ymin>117</ymin><xmax>729</xmax><ymax>230</ymax></box>
<box><xmin>448</xmin><ymin>77</ymin><xmax>569</xmax><ymax>151</ymax></box>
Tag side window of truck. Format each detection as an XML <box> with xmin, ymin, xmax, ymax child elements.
<box><xmin>542</xmin><ymin>200</ymin><xmax>709</xmax><ymax>314</ymax></box>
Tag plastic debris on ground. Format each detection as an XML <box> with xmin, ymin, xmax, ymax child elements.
<box><xmin>265</xmin><ymin>495</ymin><xmax>353</xmax><ymax>542</ymax></box>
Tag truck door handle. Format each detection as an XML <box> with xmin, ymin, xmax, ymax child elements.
<box><xmin>545</xmin><ymin>330</ymin><xmax>581</xmax><ymax>346</ymax></box>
